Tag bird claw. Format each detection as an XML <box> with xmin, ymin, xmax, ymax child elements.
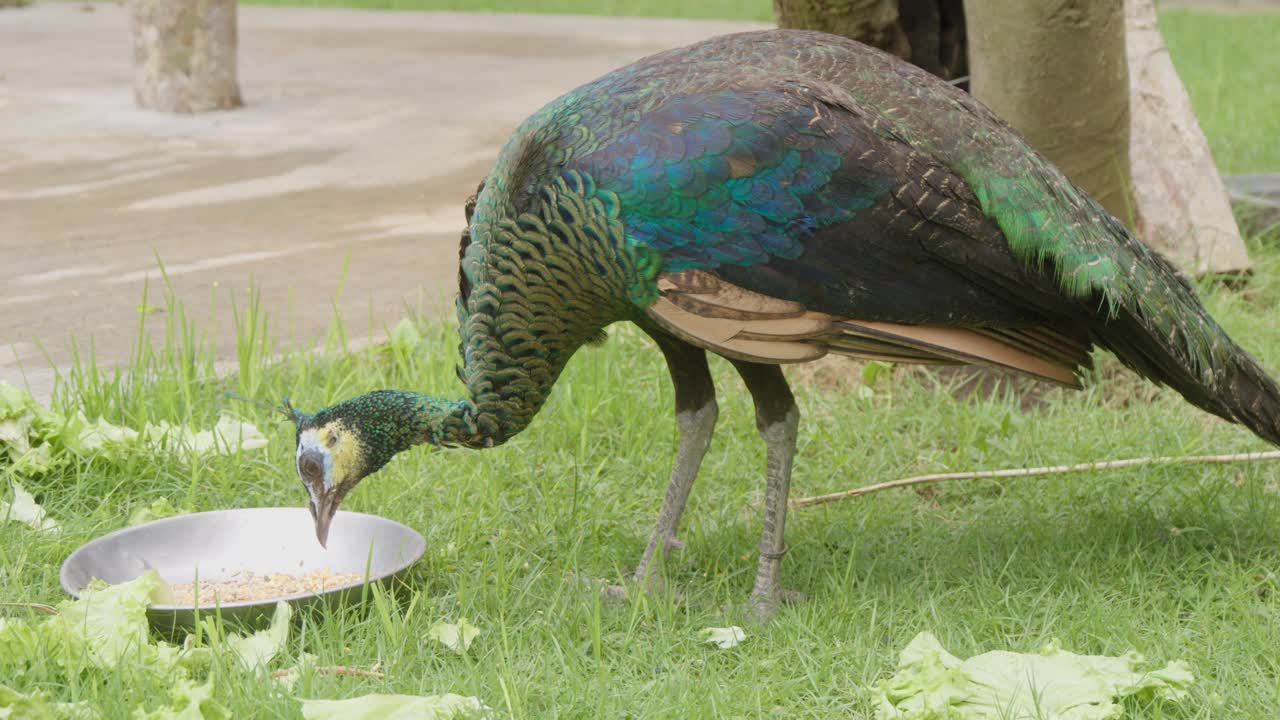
<box><xmin>601</xmin><ymin>583</ymin><xmax>630</xmax><ymax>601</ymax></box>
<box><xmin>746</xmin><ymin>587</ymin><xmax>806</xmax><ymax>621</ymax></box>
<box><xmin>602</xmin><ymin>569</ymin><xmax>689</xmax><ymax>604</ymax></box>
<box><xmin>596</xmin><ymin>535</ymin><xmax>687</xmax><ymax>603</ymax></box>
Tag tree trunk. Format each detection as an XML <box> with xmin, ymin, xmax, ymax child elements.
<box><xmin>1126</xmin><ymin>0</ymin><xmax>1250</xmax><ymax>274</ymax></box>
<box><xmin>773</xmin><ymin>0</ymin><xmax>912</xmax><ymax>60</ymax></box>
<box><xmin>897</xmin><ymin>0</ymin><xmax>967</xmax><ymax>83</ymax></box>
<box><xmin>772</xmin><ymin>0</ymin><xmax>967</xmax><ymax>83</ymax></box>
<box><xmin>964</xmin><ymin>0</ymin><xmax>1134</xmax><ymax>224</ymax></box>
<box><xmin>780</xmin><ymin>0</ymin><xmax>1249</xmax><ymax>275</ymax></box>
<box><xmin>130</xmin><ymin>0</ymin><xmax>242</xmax><ymax>113</ymax></box>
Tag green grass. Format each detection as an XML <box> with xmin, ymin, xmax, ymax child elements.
<box><xmin>17</xmin><ymin>268</ymin><xmax>1280</xmax><ymax>718</ymax></box>
<box><xmin>6</xmin><ymin>7</ymin><xmax>1280</xmax><ymax>719</ymax></box>
<box><xmin>1160</xmin><ymin>11</ymin><xmax>1280</xmax><ymax>175</ymax></box>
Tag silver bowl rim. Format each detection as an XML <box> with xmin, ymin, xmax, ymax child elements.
<box><xmin>59</xmin><ymin>507</ymin><xmax>426</xmax><ymax>611</ymax></box>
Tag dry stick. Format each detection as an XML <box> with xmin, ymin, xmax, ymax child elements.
<box><xmin>0</xmin><ymin>602</ymin><xmax>59</xmax><ymax>615</ymax></box>
<box><xmin>270</xmin><ymin>665</ymin><xmax>385</xmax><ymax>679</ymax></box>
<box><xmin>791</xmin><ymin>450</ymin><xmax>1280</xmax><ymax>509</ymax></box>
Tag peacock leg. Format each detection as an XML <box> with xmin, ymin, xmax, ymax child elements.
<box><xmin>730</xmin><ymin>360</ymin><xmax>801</xmax><ymax>619</ymax></box>
<box><xmin>611</xmin><ymin>329</ymin><xmax>718</xmax><ymax>596</ymax></box>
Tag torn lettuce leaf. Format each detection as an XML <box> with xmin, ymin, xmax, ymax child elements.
<box><xmin>2</xmin><ymin>480</ymin><xmax>60</xmax><ymax>533</ymax></box>
<box><xmin>0</xmin><ymin>383</ymin><xmax>64</xmax><ymax>474</ymax></box>
<box><xmin>133</xmin><ymin>678</ymin><xmax>229</xmax><ymax>720</ymax></box>
<box><xmin>140</xmin><ymin>416</ymin><xmax>268</xmax><ymax>455</ymax></box>
<box><xmin>0</xmin><ymin>616</ymin><xmax>45</xmax><ymax>671</ymax></box>
<box><xmin>427</xmin><ymin>619</ymin><xmax>480</xmax><ymax>655</ymax></box>
<box><xmin>0</xmin><ymin>383</ymin><xmax>61</xmax><ymax>446</ymax></box>
<box><xmin>225</xmin><ymin>602</ymin><xmax>292</xmax><ymax>671</ymax></box>
<box><xmin>300</xmin><ymin>693</ymin><xmax>488</xmax><ymax>720</ymax></box>
<box><xmin>0</xmin><ymin>383</ymin><xmax>268</xmax><ymax>477</ymax></box>
<box><xmin>876</xmin><ymin>632</ymin><xmax>1193</xmax><ymax>719</ymax></box>
<box><xmin>699</xmin><ymin>626</ymin><xmax>747</xmax><ymax>649</ymax></box>
<box><xmin>0</xmin><ymin>684</ymin><xmax>56</xmax><ymax>720</ymax></box>
<box><xmin>49</xmin><ymin>571</ymin><xmax>171</xmax><ymax>669</ymax></box>
<box><xmin>387</xmin><ymin>318</ymin><xmax>423</xmax><ymax>356</ymax></box>
<box><xmin>127</xmin><ymin>498</ymin><xmax>188</xmax><ymax>527</ymax></box>
<box><xmin>10</xmin><ymin>442</ymin><xmax>56</xmax><ymax>476</ymax></box>
<box><xmin>0</xmin><ymin>685</ymin><xmax>93</xmax><ymax>720</ymax></box>
<box><xmin>66</xmin><ymin>414</ymin><xmax>140</xmax><ymax>457</ymax></box>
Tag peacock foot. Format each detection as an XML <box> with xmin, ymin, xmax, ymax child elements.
<box><xmin>746</xmin><ymin>586</ymin><xmax>806</xmax><ymax>621</ymax></box>
<box><xmin>601</xmin><ymin>577</ymin><xmax>686</xmax><ymax>603</ymax></box>
<box><xmin>601</xmin><ymin>583</ymin><xmax>630</xmax><ymax>601</ymax></box>
<box><xmin>601</xmin><ymin>534</ymin><xmax>688</xmax><ymax>601</ymax></box>
<box><xmin>596</xmin><ymin>578</ymin><xmax>663</xmax><ymax>602</ymax></box>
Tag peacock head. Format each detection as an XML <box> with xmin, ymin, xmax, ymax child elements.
<box><xmin>285</xmin><ymin>391</ymin><xmax>425</xmax><ymax>547</ymax></box>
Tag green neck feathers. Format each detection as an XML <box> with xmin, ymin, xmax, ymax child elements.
<box><xmin>316</xmin><ymin>171</ymin><xmax>660</xmax><ymax>466</ymax></box>
<box><xmin>452</xmin><ymin>170</ymin><xmax>660</xmax><ymax>445</ymax></box>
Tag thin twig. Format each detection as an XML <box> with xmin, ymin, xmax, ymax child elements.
<box><xmin>0</xmin><ymin>602</ymin><xmax>59</xmax><ymax>615</ymax></box>
<box><xmin>791</xmin><ymin>450</ymin><xmax>1280</xmax><ymax>509</ymax></box>
<box><xmin>270</xmin><ymin>665</ymin><xmax>385</xmax><ymax>679</ymax></box>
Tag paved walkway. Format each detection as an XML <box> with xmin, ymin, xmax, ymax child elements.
<box><xmin>0</xmin><ymin>4</ymin><xmax>766</xmax><ymax>399</ymax></box>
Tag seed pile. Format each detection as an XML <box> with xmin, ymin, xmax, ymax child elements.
<box><xmin>165</xmin><ymin>568</ymin><xmax>366</xmax><ymax>605</ymax></box>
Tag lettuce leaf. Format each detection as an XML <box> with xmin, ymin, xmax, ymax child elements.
<box><xmin>48</xmin><ymin>571</ymin><xmax>171</xmax><ymax>669</ymax></box>
<box><xmin>132</xmin><ymin>678</ymin><xmax>228</xmax><ymax>720</ymax></box>
<box><xmin>300</xmin><ymin>693</ymin><xmax>488</xmax><ymax>720</ymax></box>
<box><xmin>2</xmin><ymin>480</ymin><xmax>60</xmax><ymax>533</ymax></box>
<box><xmin>0</xmin><ymin>383</ymin><xmax>65</xmax><ymax>473</ymax></box>
<box><xmin>0</xmin><ymin>383</ymin><xmax>268</xmax><ymax>476</ymax></box>
<box><xmin>139</xmin><ymin>416</ymin><xmax>268</xmax><ymax>455</ymax></box>
<box><xmin>876</xmin><ymin>632</ymin><xmax>1193</xmax><ymax>719</ymax></box>
<box><xmin>427</xmin><ymin>619</ymin><xmax>480</xmax><ymax>655</ymax></box>
<box><xmin>127</xmin><ymin>498</ymin><xmax>188</xmax><ymax>527</ymax></box>
<box><xmin>699</xmin><ymin>626</ymin><xmax>746</xmax><ymax>649</ymax></box>
<box><xmin>0</xmin><ymin>684</ymin><xmax>65</xmax><ymax>720</ymax></box>
<box><xmin>226</xmin><ymin>602</ymin><xmax>292</xmax><ymax>671</ymax></box>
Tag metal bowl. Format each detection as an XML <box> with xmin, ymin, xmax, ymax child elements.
<box><xmin>60</xmin><ymin>507</ymin><xmax>425</xmax><ymax>630</ymax></box>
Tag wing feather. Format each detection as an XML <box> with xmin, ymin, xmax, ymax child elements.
<box><xmin>646</xmin><ymin>270</ymin><xmax>1088</xmax><ymax>387</ymax></box>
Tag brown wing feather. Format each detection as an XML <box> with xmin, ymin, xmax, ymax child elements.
<box><xmin>646</xmin><ymin>270</ymin><xmax>1090</xmax><ymax>387</ymax></box>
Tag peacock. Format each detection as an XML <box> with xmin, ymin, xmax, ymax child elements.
<box><xmin>288</xmin><ymin>29</ymin><xmax>1280</xmax><ymax>616</ymax></box>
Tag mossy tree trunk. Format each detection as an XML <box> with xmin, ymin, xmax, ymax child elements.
<box><xmin>780</xmin><ymin>0</ymin><xmax>1248</xmax><ymax>276</ymax></box>
<box><xmin>896</xmin><ymin>0</ymin><xmax>967</xmax><ymax>83</ymax></box>
<box><xmin>963</xmin><ymin>0</ymin><xmax>1249</xmax><ymax>275</ymax></box>
<box><xmin>964</xmin><ymin>0</ymin><xmax>1134</xmax><ymax>224</ymax></box>
<box><xmin>773</xmin><ymin>0</ymin><xmax>911</xmax><ymax>59</ymax></box>
<box><xmin>130</xmin><ymin>0</ymin><xmax>242</xmax><ymax>113</ymax></box>
<box><xmin>773</xmin><ymin>0</ymin><xmax>967</xmax><ymax>83</ymax></box>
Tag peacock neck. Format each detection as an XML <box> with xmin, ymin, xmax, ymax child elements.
<box><xmin>426</xmin><ymin>170</ymin><xmax>661</xmax><ymax>448</ymax></box>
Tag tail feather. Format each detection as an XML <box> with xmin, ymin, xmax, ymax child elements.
<box><xmin>1220</xmin><ymin>352</ymin><xmax>1280</xmax><ymax>447</ymax></box>
<box><xmin>1094</xmin><ymin>299</ymin><xmax>1280</xmax><ymax>449</ymax></box>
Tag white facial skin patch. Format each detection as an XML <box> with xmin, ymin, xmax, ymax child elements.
<box><xmin>297</xmin><ymin>428</ymin><xmax>336</xmax><ymax>502</ymax></box>
<box><xmin>297</xmin><ymin>423</ymin><xmax>362</xmax><ymax>498</ymax></box>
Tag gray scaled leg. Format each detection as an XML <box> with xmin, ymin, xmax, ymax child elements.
<box><xmin>625</xmin><ymin>329</ymin><xmax>718</xmax><ymax>594</ymax></box>
<box><xmin>729</xmin><ymin>359</ymin><xmax>801</xmax><ymax>619</ymax></box>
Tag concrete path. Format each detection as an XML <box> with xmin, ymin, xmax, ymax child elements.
<box><xmin>0</xmin><ymin>4</ymin><xmax>766</xmax><ymax>400</ymax></box>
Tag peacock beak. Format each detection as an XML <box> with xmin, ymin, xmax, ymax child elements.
<box><xmin>310</xmin><ymin>493</ymin><xmax>338</xmax><ymax>548</ymax></box>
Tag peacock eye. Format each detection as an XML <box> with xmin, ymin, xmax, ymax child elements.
<box><xmin>300</xmin><ymin>454</ymin><xmax>323</xmax><ymax>480</ymax></box>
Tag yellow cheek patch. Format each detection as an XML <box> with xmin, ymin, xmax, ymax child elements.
<box><xmin>318</xmin><ymin>423</ymin><xmax>363</xmax><ymax>488</ymax></box>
